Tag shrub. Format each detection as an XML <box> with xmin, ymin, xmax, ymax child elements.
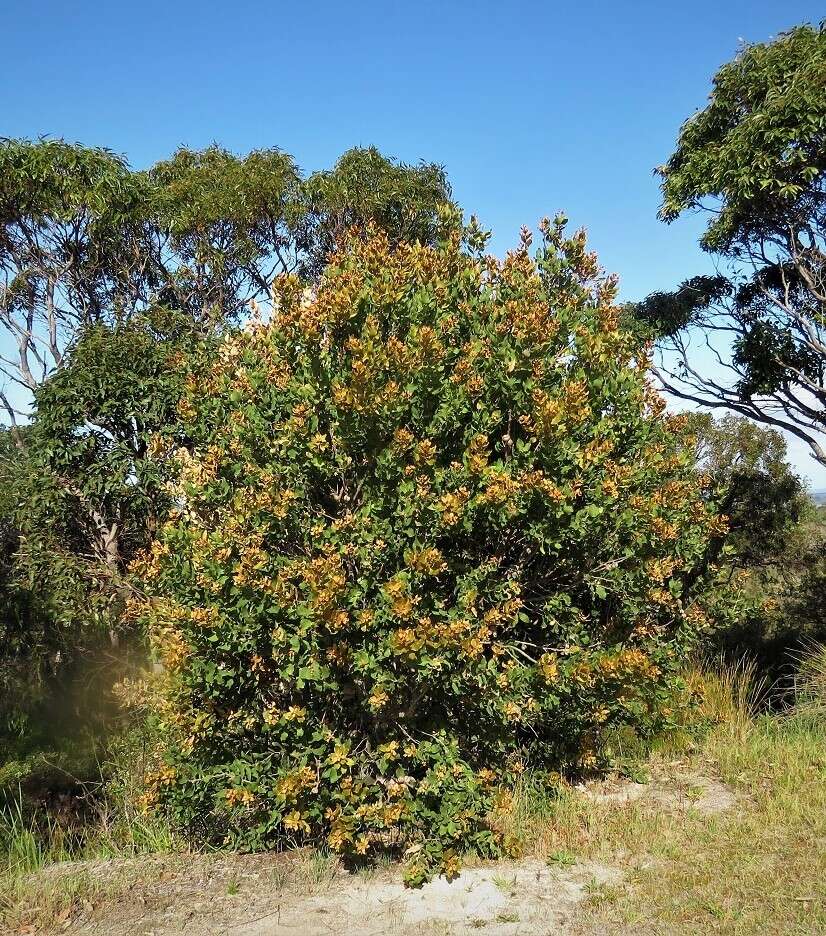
<box><xmin>135</xmin><ymin>212</ymin><xmax>718</xmax><ymax>882</ymax></box>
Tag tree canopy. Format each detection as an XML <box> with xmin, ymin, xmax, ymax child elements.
<box><xmin>658</xmin><ymin>24</ymin><xmax>826</xmax><ymax>255</ymax></box>
<box><xmin>0</xmin><ymin>139</ymin><xmax>453</xmax><ymax>427</ymax></box>
<box><xmin>632</xmin><ymin>24</ymin><xmax>826</xmax><ymax>466</ymax></box>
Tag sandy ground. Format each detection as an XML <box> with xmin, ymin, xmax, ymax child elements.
<box><xmin>222</xmin><ymin>859</ymin><xmax>620</xmax><ymax>936</ymax></box>
<box><xmin>582</xmin><ymin>767</ymin><xmax>741</xmax><ymax>813</ymax></box>
<box><xmin>12</xmin><ymin>766</ymin><xmax>742</xmax><ymax>936</ymax></box>
<box><xmin>35</xmin><ymin>855</ymin><xmax>619</xmax><ymax>936</ymax></box>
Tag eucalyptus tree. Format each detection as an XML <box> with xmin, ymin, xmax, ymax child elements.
<box><xmin>0</xmin><ymin>139</ymin><xmax>453</xmax><ymax>429</ymax></box>
<box><xmin>632</xmin><ymin>24</ymin><xmax>826</xmax><ymax>466</ymax></box>
<box><xmin>0</xmin><ymin>141</ymin><xmax>147</xmax><ymax>429</ymax></box>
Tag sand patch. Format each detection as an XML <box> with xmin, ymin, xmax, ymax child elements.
<box><xmin>225</xmin><ymin>859</ymin><xmax>620</xmax><ymax>935</ymax></box>
<box><xmin>582</xmin><ymin>765</ymin><xmax>740</xmax><ymax>815</ymax></box>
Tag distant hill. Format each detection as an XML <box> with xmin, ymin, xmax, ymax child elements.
<box><xmin>812</xmin><ymin>491</ymin><xmax>826</xmax><ymax>506</ymax></box>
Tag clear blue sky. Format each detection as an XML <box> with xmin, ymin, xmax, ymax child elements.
<box><xmin>3</xmin><ymin>0</ymin><xmax>824</xmax><ymax>483</ymax></box>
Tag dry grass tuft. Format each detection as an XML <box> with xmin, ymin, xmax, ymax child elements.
<box><xmin>793</xmin><ymin>639</ymin><xmax>826</xmax><ymax>718</ymax></box>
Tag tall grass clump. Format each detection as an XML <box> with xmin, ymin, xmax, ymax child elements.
<box><xmin>0</xmin><ymin>791</ymin><xmax>68</xmax><ymax>878</ymax></box>
<box><xmin>0</xmin><ymin>745</ymin><xmax>174</xmax><ymax>931</ymax></box>
<box><xmin>793</xmin><ymin>640</ymin><xmax>826</xmax><ymax>718</ymax></box>
<box><xmin>694</xmin><ymin>654</ymin><xmax>772</xmax><ymax>736</ymax></box>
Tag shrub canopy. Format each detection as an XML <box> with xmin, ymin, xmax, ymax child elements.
<box><xmin>137</xmin><ymin>213</ymin><xmax>718</xmax><ymax>882</ymax></box>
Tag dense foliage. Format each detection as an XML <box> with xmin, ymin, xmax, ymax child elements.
<box><xmin>691</xmin><ymin>413</ymin><xmax>810</xmax><ymax>568</ymax></box>
<box><xmin>136</xmin><ymin>215</ymin><xmax>718</xmax><ymax>881</ymax></box>
<box><xmin>0</xmin><ymin>433</ymin><xmax>51</xmax><ymax>728</ymax></box>
<box><xmin>680</xmin><ymin>414</ymin><xmax>825</xmax><ymax>682</ymax></box>
<box><xmin>13</xmin><ymin>312</ymin><xmax>209</xmax><ymax>639</ymax></box>
<box><xmin>0</xmin><ymin>140</ymin><xmax>452</xmax><ymax>738</ymax></box>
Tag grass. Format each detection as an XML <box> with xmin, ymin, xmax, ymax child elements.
<box><xmin>578</xmin><ymin>715</ymin><xmax>825</xmax><ymax>934</ymax></box>
<box><xmin>0</xmin><ymin>708</ymin><xmax>185</xmax><ymax>931</ymax></box>
<box><xmin>500</xmin><ymin>650</ymin><xmax>826</xmax><ymax>935</ymax></box>
<box><xmin>0</xmin><ymin>794</ymin><xmax>100</xmax><ymax>932</ymax></box>
<box><xmin>0</xmin><ymin>788</ymin><xmax>176</xmax><ymax>933</ymax></box>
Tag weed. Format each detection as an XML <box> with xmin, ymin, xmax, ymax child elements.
<box><xmin>619</xmin><ymin>762</ymin><xmax>650</xmax><ymax>784</ymax></box>
<box><xmin>491</xmin><ymin>873</ymin><xmax>517</xmax><ymax>894</ymax></box>
<box><xmin>300</xmin><ymin>848</ymin><xmax>339</xmax><ymax>889</ymax></box>
<box><xmin>546</xmin><ymin>849</ymin><xmax>576</xmax><ymax>867</ymax></box>
<box><xmin>270</xmin><ymin>861</ymin><xmax>291</xmax><ymax>892</ymax></box>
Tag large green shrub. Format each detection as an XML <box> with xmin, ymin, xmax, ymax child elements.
<box><xmin>137</xmin><ymin>213</ymin><xmax>718</xmax><ymax>881</ymax></box>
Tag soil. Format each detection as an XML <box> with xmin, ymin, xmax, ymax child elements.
<box><xmin>581</xmin><ymin>762</ymin><xmax>742</xmax><ymax>814</ymax></box>
<box><xmin>24</xmin><ymin>854</ymin><xmax>619</xmax><ymax>936</ymax></box>
<box><xmin>11</xmin><ymin>768</ymin><xmax>739</xmax><ymax>936</ymax></box>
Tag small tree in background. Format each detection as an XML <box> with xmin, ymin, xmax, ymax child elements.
<box><xmin>0</xmin><ymin>311</ymin><xmax>211</xmax><ymax>767</ymax></box>
<box><xmin>136</xmin><ymin>214</ymin><xmax>717</xmax><ymax>882</ymax></box>
<box><xmin>13</xmin><ymin>310</ymin><xmax>210</xmax><ymax>639</ymax></box>
<box><xmin>690</xmin><ymin>412</ymin><xmax>810</xmax><ymax>569</ymax></box>
<box><xmin>689</xmin><ymin>413</ymin><xmax>826</xmax><ymax>678</ymax></box>
<box><xmin>0</xmin><ymin>429</ymin><xmax>54</xmax><ymax>734</ymax></box>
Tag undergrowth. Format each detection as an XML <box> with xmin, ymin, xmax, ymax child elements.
<box><xmin>2</xmin><ymin>645</ymin><xmax>823</xmax><ymax>934</ymax></box>
<box><xmin>0</xmin><ymin>722</ymin><xmax>173</xmax><ymax>933</ymax></box>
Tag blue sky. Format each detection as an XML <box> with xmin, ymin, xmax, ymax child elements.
<box><xmin>3</xmin><ymin>0</ymin><xmax>824</xmax><ymax>483</ymax></box>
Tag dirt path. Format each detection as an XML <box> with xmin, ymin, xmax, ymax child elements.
<box><xmin>51</xmin><ymin>855</ymin><xmax>619</xmax><ymax>936</ymax></box>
